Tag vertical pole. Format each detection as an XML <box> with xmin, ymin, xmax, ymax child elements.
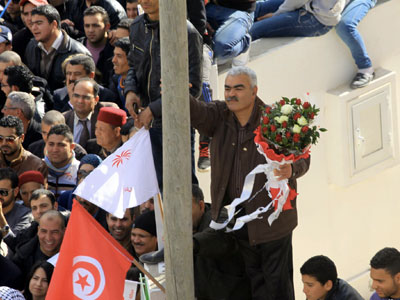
<box><xmin>159</xmin><ymin>0</ymin><xmax>195</xmax><ymax>298</ymax></box>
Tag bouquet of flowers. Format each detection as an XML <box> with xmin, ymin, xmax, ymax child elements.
<box><xmin>210</xmin><ymin>97</ymin><xmax>326</xmax><ymax>232</ymax></box>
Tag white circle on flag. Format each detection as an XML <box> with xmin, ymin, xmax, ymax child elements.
<box><xmin>72</xmin><ymin>256</ymin><xmax>105</xmax><ymax>300</ymax></box>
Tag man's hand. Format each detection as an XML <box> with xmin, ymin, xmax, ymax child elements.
<box><xmin>61</xmin><ymin>19</ymin><xmax>75</xmax><ymax>27</ymax></box>
<box><xmin>257</xmin><ymin>12</ymin><xmax>273</xmax><ymax>21</ymax></box>
<box><xmin>138</xmin><ymin>107</ymin><xmax>153</xmax><ymax>129</ymax></box>
<box><xmin>125</xmin><ymin>91</ymin><xmax>141</xmax><ymax>119</ymax></box>
<box><xmin>274</xmin><ymin>164</ymin><xmax>292</xmax><ymax>181</ymax></box>
<box><xmin>108</xmin><ymin>29</ymin><xmax>118</xmax><ymax>46</ymax></box>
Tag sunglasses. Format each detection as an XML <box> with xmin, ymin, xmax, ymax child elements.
<box><xmin>0</xmin><ymin>188</ymin><xmax>12</xmax><ymax>196</ymax></box>
<box><xmin>0</xmin><ymin>135</ymin><xmax>19</xmax><ymax>144</ymax></box>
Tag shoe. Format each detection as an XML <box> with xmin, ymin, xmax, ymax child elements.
<box><xmin>139</xmin><ymin>248</ymin><xmax>164</xmax><ymax>264</ymax></box>
<box><xmin>197</xmin><ymin>142</ymin><xmax>210</xmax><ymax>172</ymax></box>
<box><xmin>232</xmin><ymin>42</ymin><xmax>251</xmax><ymax>67</ymax></box>
<box><xmin>351</xmin><ymin>72</ymin><xmax>375</xmax><ymax>89</ymax></box>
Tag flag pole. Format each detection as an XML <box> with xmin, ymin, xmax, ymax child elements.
<box><xmin>131</xmin><ymin>258</ymin><xmax>166</xmax><ymax>293</ymax></box>
<box><xmin>159</xmin><ymin>0</ymin><xmax>195</xmax><ymax>296</ymax></box>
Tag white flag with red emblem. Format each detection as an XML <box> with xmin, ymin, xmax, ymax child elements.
<box><xmin>74</xmin><ymin>128</ymin><xmax>159</xmax><ymax>218</ymax></box>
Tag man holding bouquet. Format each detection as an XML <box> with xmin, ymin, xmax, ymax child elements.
<box><xmin>190</xmin><ymin>66</ymin><xmax>311</xmax><ymax>300</ymax></box>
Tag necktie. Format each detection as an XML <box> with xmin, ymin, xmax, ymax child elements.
<box><xmin>79</xmin><ymin>119</ymin><xmax>89</xmax><ymax>148</ymax></box>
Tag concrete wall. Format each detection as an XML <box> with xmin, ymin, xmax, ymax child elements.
<box><xmin>212</xmin><ymin>0</ymin><xmax>400</xmax><ymax>298</ymax></box>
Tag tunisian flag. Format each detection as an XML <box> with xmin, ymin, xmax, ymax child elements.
<box><xmin>74</xmin><ymin>128</ymin><xmax>159</xmax><ymax>218</ymax></box>
<box><xmin>46</xmin><ymin>201</ymin><xmax>133</xmax><ymax>300</ymax></box>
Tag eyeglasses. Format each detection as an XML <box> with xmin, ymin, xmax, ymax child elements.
<box><xmin>0</xmin><ymin>83</ymin><xmax>9</xmax><ymax>88</ymax></box>
<box><xmin>72</xmin><ymin>93</ymin><xmax>95</xmax><ymax>101</ymax></box>
<box><xmin>2</xmin><ymin>105</ymin><xmax>18</xmax><ymax>110</ymax></box>
<box><xmin>77</xmin><ymin>169</ymin><xmax>91</xmax><ymax>179</ymax></box>
<box><xmin>0</xmin><ymin>188</ymin><xmax>12</xmax><ymax>196</ymax></box>
<box><xmin>0</xmin><ymin>135</ymin><xmax>20</xmax><ymax>144</ymax></box>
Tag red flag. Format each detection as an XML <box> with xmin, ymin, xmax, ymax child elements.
<box><xmin>46</xmin><ymin>201</ymin><xmax>133</xmax><ymax>300</ymax></box>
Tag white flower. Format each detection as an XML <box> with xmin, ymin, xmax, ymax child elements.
<box><xmin>297</xmin><ymin>116</ymin><xmax>308</xmax><ymax>126</ymax></box>
<box><xmin>293</xmin><ymin>124</ymin><xmax>301</xmax><ymax>133</ymax></box>
<box><xmin>281</xmin><ymin>104</ymin><xmax>293</xmax><ymax>115</ymax></box>
<box><xmin>274</xmin><ymin>116</ymin><xmax>280</xmax><ymax>123</ymax></box>
<box><xmin>279</xmin><ymin>116</ymin><xmax>288</xmax><ymax>123</ymax></box>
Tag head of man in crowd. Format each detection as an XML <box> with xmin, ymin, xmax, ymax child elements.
<box><xmin>224</xmin><ymin>66</ymin><xmax>258</xmax><ymax>126</ymax></box>
<box><xmin>19</xmin><ymin>170</ymin><xmax>46</xmax><ymax>207</ymax></box>
<box><xmin>62</xmin><ymin>54</ymin><xmax>96</xmax><ymax>100</ymax></box>
<box><xmin>71</xmin><ymin>77</ymin><xmax>99</xmax><ymax>120</ymax></box>
<box><xmin>140</xmin><ymin>0</ymin><xmax>159</xmax><ymax>21</ymax></box>
<box><xmin>37</xmin><ymin>210</ymin><xmax>65</xmax><ymax>257</ymax></box>
<box><xmin>114</xmin><ymin>18</ymin><xmax>133</xmax><ymax>44</ymax></box>
<box><xmin>20</xmin><ymin>0</ymin><xmax>49</xmax><ymax>32</ymax></box>
<box><xmin>139</xmin><ymin>198</ymin><xmax>153</xmax><ymax>214</ymax></box>
<box><xmin>95</xmin><ymin>107</ymin><xmax>126</xmax><ymax>152</ymax></box>
<box><xmin>126</xmin><ymin>0</ymin><xmax>138</xmax><ymax>19</ymax></box>
<box><xmin>0</xmin><ymin>167</ymin><xmax>19</xmax><ymax>215</ymax></box>
<box><xmin>1</xmin><ymin>92</ymin><xmax>35</xmax><ymax>134</ymax></box>
<box><xmin>30</xmin><ymin>189</ymin><xmax>57</xmax><ymax>222</ymax></box>
<box><xmin>107</xmin><ymin>208</ymin><xmax>134</xmax><ymax>249</ymax></box>
<box><xmin>2</xmin><ymin>65</ymin><xmax>34</xmax><ymax>97</ymax></box>
<box><xmin>0</xmin><ymin>26</ymin><xmax>13</xmax><ymax>55</ymax></box>
<box><xmin>0</xmin><ymin>51</ymin><xmax>22</xmax><ymax>83</ymax></box>
<box><xmin>83</xmin><ymin>6</ymin><xmax>110</xmax><ymax>48</ymax></box>
<box><xmin>112</xmin><ymin>37</ymin><xmax>130</xmax><ymax>80</ymax></box>
<box><xmin>192</xmin><ymin>184</ymin><xmax>205</xmax><ymax>233</ymax></box>
<box><xmin>131</xmin><ymin>210</ymin><xmax>157</xmax><ymax>257</ymax></box>
<box><xmin>31</xmin><ymin>5</ymin><xmax>61</xmax><ymax>49</ymax></box>
<box><xmin>300</xmin><ymin>255</ymin><xmax>337</xmax><ymax>300</ymax></box>
<box><xmin>41</xmin><ymin>110</ymin><xmax>65</xmax><ymax>143</ymax></box>
<box><xmin>46</xmin><ymin>124</ymin><xmax>75</xmax><ymax>169</ymax></box>
<box><xmin>0</xmin><ymin>115</ymin><xmax>25</xmax><ymax>162</ymax></box>
<box><xmin>75</xmin><ymin>154</ymin><xmax>102</xmax><ymax>215</ymax></box>
<box><xmin>370</xmin><ymin>247</ymin><xmax>400</xmax><ymax>299</ymax></box>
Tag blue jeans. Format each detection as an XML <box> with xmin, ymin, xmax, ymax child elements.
<box><xmin>206</xmin><ymin>3</ymin><xmax>253</xmax><ymax>62</ymax></box>
<box><xmin>335</xmin><ymin>0</ymin><xmax>377</xmax><ymax>69</ymax></box>
<box><xmin>250</xmin><ymin>0</ymin><xmax>332</xmax><ymax>41</ymax></box>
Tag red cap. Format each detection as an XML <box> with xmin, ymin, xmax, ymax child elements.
<box><xmin>97</xmin><ymin>107</ymin><xmax>127</xmax><ymax>127</ymax></box>
<box><xmin>18</xmin><ymin>171</ymin><xmax>45</xmax><ymax>187</ymax></box>
<box><xmin>19</xmin><ymin>0</ymin><xmax>48</xmax><ymax>7</ymax></box>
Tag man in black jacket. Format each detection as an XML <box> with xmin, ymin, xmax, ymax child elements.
<box><xmin>300</xmin><ymin>255</ymin><xmax>363</xmax><ymax>300</ymax></box>
<box><xmin>25</xmin><ymin>5</ymin><xmax>91</xmax><ymax>92</ymax></box>
<box><xmin>124</xmin><ymin>0</ymin><xmax>203</xmax><ymax>190</ymax></box>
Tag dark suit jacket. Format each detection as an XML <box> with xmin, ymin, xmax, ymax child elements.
<box><xmin>53</xmin><ymin>85</ymin><xmax>119</xmax><ymax>112</ymax></box>
<box><xmin>63</xmin><ymin>102</ymin><xmax>118</xmax><ymax>148</ymax></box>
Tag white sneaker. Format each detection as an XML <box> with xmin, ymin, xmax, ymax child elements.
<box><xmin>232</xmin><ymin>43</ymin><xmax>251</xmax><ymax>67</ymax></box>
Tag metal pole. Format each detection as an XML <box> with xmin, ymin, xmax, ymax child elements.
<box><xmin>159</xmin><ymin>0</ymin><xmax>195</xmax><ymax>298</ymax></box>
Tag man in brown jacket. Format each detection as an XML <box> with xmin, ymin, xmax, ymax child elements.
<box><xmin>0</xmin><ymin>115</ymin><xmax>47</xmax><ymax>178</ymax></box>
<box><xmin>190</xmin><ymin>66</ymin><xmax>310</xmax><ymax>300</ymax></box>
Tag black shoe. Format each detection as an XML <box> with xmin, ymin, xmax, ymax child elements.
<box><xmin>198</xmin><ymin>142</ymin><xmax>210</xmax><ymax>172</ymax></box>
<box><xmin>139</xmin><ymin>248</ymin><xmax>164</xmax><ymax>264</ymax></box>
<box><xmin>351</xmin><ymin>72</ymin><xmax>374</xmax><ymax>89</ymax></box>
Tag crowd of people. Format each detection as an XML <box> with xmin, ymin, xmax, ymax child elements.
<box><xmin>0</xmin><ymin>0</ymin><xmax>386</xmax><ymax>298</ymax></box>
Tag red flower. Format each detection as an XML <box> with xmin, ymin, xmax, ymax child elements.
<box><xmin>309</xmin><ymin>112</ymin><xmax>315</xmax><ymax>119</ymax></box>
<box><xmin>263</xmin><ymin>116</ymin><xmax>270</xmax><ymax>124</ymax></box>
<box><xmin>293</xmin><ymin>133</ymin><xmax>300</xmax><ymax>143</ymax></box>
<box><xmin>270</xmin><ymin>125</ymin><xmax>276</xmax><ymax>132</ymax></box>
<box><xmin>275</xmin><ymin>134</ymin><xmax>282</xmax><ymax>142</ymax></box>
<box><xmin>282</xmin><ymin>121</ymin><xmax>287</xmax><ymax>128</ymax></box>
<box><xmin>303</xmin><ymin>102</ymin><xmax>310</xmax><ymax>109</ymax></box>
<box><xmin>280</xmin><ymin>99</ymin><xmax>286</xmax><ymax>106</ymax></box>
<box><xmin>286</xmin><ymin>131</ymin><xmax>291</xmax><ymax>138</ymax></box>
<box><xmin>301</xmin><ymin>126</ymin><xmax>309</xmax><ymax>133</ymax></box>
<box><xmin>265</xmin><ymin>106</ymin><xmax>271</xmax><ymax>114</ymax></box>
<box><xmin>295</xmin><ymin>98</ymin><xmax>301</xmax><ymax>105</ymax></box>
<box><xmin>262</xmin><ymin>126</ymin><xmax>268</xmax><ymax>134</ymax></box>
<box><xmin>293</xmin><ymin>113</ymin><xmax>301</xmax><ymax>121</ymax></box>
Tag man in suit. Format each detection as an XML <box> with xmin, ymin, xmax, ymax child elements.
<box><xmin>63</xmin><ymin>77</ymin><xmax>117</xmax><ymax>149</ymax></box>
<box><xmin>53</xmin><ymin>54</ymin><xmax>118</xmax><ymax>112</ymax></box>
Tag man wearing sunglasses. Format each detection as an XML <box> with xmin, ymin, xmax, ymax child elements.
<box><xmin>0</xmin><ymin>167</ymin><xmax>31</xmax><ymax>242</ymax></box>
<box><xmin>0</xmin><ymin>115</ymin><xmax>48</xmax><ymax>177</ymax></box>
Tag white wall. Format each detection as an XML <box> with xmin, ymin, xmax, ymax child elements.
<box><xmin>212</xmin><ymin>1</ymin><xmax>400</xmax><ymax>298</ymax></box>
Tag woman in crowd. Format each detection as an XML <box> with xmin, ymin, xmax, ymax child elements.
<box><xmin>24</xmin><ymin>261</ymin><xmax>54</xmax><ymax>300</ymax></box>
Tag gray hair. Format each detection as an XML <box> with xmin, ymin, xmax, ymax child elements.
<box><xmin>42</xmin><ymin>110</ymin><xmax>65</xmax><ymax>126</ymax></box>
<box><xmin>227</xmin><ymin>66</ymin><xmax>257</xmax><ymax>88</ymax></box>
<box><xmin>8</xmin><ymin>91</ymin><xmax>35</xmax><ymax>120</ymax></box>
<box><xmin>0</xmin><ymin>51</ymin><xmax>22</xmax><ymax>65</ymax></box>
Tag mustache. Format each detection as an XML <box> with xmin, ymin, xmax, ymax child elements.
<box><xmin>133</xmin><ymin>242</ymin><xmax>145</xmax><ymax>247</ymax></box>
<box><xmin>226</xmin><ymin>96</ymin><xmax>239</xmax><ymax>102</ymax></box>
